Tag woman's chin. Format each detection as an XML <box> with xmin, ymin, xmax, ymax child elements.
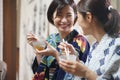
<box><xmin>83</xmin><ymin>32</ymin><xmax>88</xmax><ymax>36</ymax></box>
<box><xmin>59</xmin><ymin>29</ymin><xmax>68</xmax><ymax>32</ymax></box>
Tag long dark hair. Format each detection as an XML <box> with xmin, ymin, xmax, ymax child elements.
<box><xmin>47</xmin><ymin>0</ymin><xmax>77</xmax><ymax>25</ymax></box>
<box><xmin>77</xmin><ymin>0</ymin><xmax>120</xmax><ymax>37</ymax></box>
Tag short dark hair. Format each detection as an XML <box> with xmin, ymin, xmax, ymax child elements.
<box><xmin>47</xmin><ymin>0</ymin><xmax>77</xmax><ymax>25</ymax></box>
<box><xmin>77</xmin><ymin>0</ymin><xmax>120</xmax><ymax>37</ymax></box>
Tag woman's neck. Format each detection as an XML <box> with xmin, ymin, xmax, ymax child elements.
<box><xmin>92</xmin><ymin>26</ymin><xmax>106</xmax><ymax>42</ymax></box>
<box><xmin>59</xmin><ymin>30</ymin><xmax>72</xmax><ymax>40</ymax></box>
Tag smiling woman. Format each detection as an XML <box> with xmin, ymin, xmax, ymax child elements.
<box><xmin>58</xmin><ymin>0</ymin><xmax>120</xmax><ymax>80</ymax></box>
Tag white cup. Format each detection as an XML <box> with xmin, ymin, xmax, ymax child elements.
<box><xmin>59</xmin><ymin>54</ymin><xmax>76</xmax><ymax>61</ymax></box>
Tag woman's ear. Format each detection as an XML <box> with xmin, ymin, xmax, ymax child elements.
<box><xmin>85</xmin><ymin>12</ymin><xmax>92</xmax><ymax>23</ymax></box>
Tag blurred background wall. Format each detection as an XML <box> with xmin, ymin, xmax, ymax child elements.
<box><xmin>1</xmin><ymin>0</ymin><xmax>120</xmax><ymax>80</ymax></box>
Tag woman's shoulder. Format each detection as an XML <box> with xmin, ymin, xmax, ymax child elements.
<box><xmin>75</xmin><ymin>34</ymin><xmax>87</xmax><ymax>40</ymax></box>
<box><xmin>106</xmin><ymin>36</ymin><xmax>120</xmax><ymax>57</ymax></box>
<box><xmin>74</xmin><ymin>34</ymin><xmax>89</xmax><ymax>45</ymax></box>
<box><xmin>114</xmin><ymin>35</ymin><xmax>120</xmax><ymax>45</ymax></box>
<box><xmin>113</xmin><ymin>36</ymin><xmax>120</xmax><ymax>55</ymax></box>
<box><xmin>108</xmin><ymin>35</ymin><xmax>120</xmax><ymax>48</ymax></box>
<box><xmin>73</xmin><ymin>34</ymin><xmax>90</xmax><ymax>53</ymax></box>
<box><xmin>72</xmin><ymin>29</ymin><xmax>88</xmax><ymax>41</ymax></box>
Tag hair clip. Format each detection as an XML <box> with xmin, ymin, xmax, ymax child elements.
<box><xmin>108</xmin><ymin>5</ymin><xmax>113</xmax><ymax>11</ymax></box>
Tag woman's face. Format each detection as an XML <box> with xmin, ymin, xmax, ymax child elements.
<box><xmin>53</xmin><ymin>5</ymin><xmax>75</xmax><ymax>33</ymax></box>
<box><xmin>77</xmin><ymin>12</ymin><xmax>91</xmax><ymax>35</ymax></box>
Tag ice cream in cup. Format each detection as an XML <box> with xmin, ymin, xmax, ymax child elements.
<box><xmin>59</xmin><ymin>39</ymin><xmax>77</xmax><ymax>61</ymax></box>
<box><xmin>32</xmin><ymin>35</ymin><xmax>46</xmax><ymax>51</ymax></box>
<box><xmin>59</xmin><ymin>54</ymin><xmax>76</xmax><ymax>61</ymax></box>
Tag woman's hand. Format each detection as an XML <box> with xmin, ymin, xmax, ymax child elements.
<box><xmin>27</xmin><ymin>33</ymin><xmax>37</xmax><ymax>46</ymax></box>
<box><xmin>59</xmin><ymin>60</ymin><xmax>87</xmax><ymax>77</ymax></box>
<box><xmin>58</xmin><ymin>42</ymin><xmax>77</xmax><ymax>55</ymax></box>
<box><xmin>59</xmin><ymin>60</ymin><xmax>97</xmax><ymax>80</ymax></box>
<box><xmin>35</xmin><ymin>42</ymin><xmax>59</xmax><ymax>61</ymax></box>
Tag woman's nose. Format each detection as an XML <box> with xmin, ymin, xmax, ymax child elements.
<box><xmin>61</xmin><ymin>17</ymin><xmax>67</xmax><ymax>22</ymax></box>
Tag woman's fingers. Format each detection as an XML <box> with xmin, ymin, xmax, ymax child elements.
<box><xmin>35</xmin><ymin>48</ymin><xmax>47</xmax><ymax>54</ymax></box>
<box><xmin>58</xmin><ymin>42</ymin><xmax>66</xmax><ymax>50</ymax></box>
<box><xmin>58</xmin><ymin>42</ymin><xmax>76</xmax><ymax>55</ymax></box>
<box><xmin>59</xmin><ymin>60</ymin><xmax>76</xmax><ymax>73</ymax></box>
<box><xmin>27</xmin><ymin>36</ymin><xmax>37</xmax><ymax>41</ymax></box>
<box><xmin>34</xmin><ymin>44</ymin><xmax>57</xmax><ymax>57</ymax></box>
<box><xmin>27</xmin><ymin>33</ymin><xmax>37</xmax><ymax>41</ymax></box>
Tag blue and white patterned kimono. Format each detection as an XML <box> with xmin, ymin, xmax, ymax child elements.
<box><xmin>85</xmin><ymin>34</ymin><xmax>120</xmax><ymax>80</ymax></box>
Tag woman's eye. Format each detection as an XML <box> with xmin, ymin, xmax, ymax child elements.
<box><xmin>57</xmin><ymin>14</ymin><xmax>62</xmax><ymax>17</ymax></box>
<box><xmin>67</xmin><ymin>15</ymin><xmax>72</xmax><ymax>17</ymax></box>
<box><xmin>67</xmin><ymin>14</ymin><xmax>73</xmax><ymax>17</ymax></box>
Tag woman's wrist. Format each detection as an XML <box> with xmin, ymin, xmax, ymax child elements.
<box><xmin>84</xmin><ymin>68</ymin><xmax>97</xmax><ymax>80</ymax></box>
<box><xmin>54</xmin><ymin>51</ymin><xmax>59</xmax><ymax>61</ymax></box>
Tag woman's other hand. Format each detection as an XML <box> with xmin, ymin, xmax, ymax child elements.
<box><xmin>59</xmin><ymin>60</ymin><xmax>97</xmax><ymax>80</ymax></box>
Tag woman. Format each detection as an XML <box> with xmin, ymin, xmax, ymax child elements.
<box><xmin>27</xmin><ymin>0</ymin><xmax>90</xmax><ymax>79</ymax></box>
<box><xmin>59</xmin><ymin>0</ymin><xmax>120</xmax><ymax>80</ymax></box>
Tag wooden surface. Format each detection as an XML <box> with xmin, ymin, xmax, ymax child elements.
<box><xmin>3</xmin><ymin>0</ymin><xmax>17</xmax><ymax>80</ymax></box>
